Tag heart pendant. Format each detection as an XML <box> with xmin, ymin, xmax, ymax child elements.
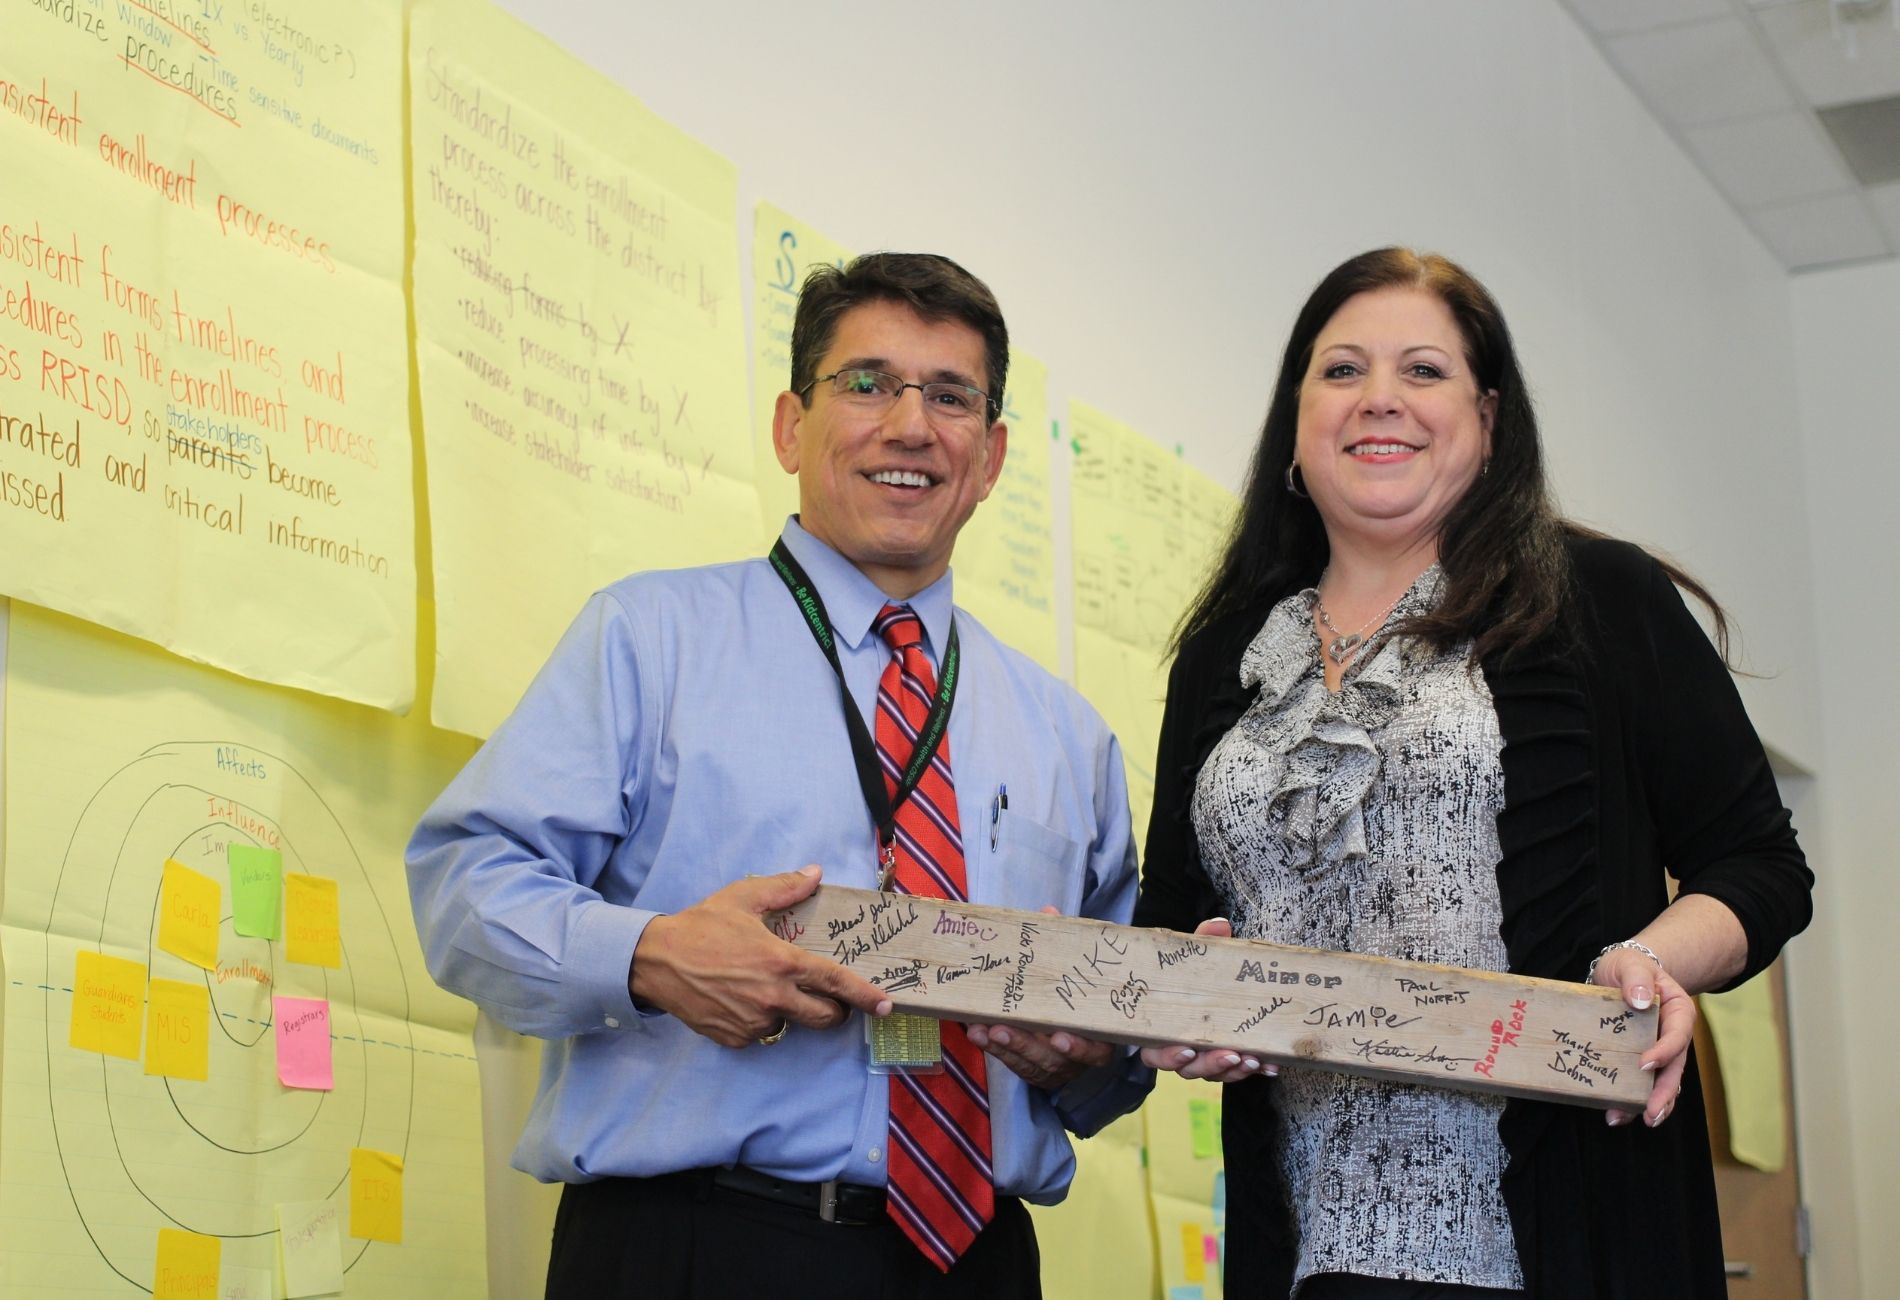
<box><xmin>1327</xmin><ymin>634</ymin><xmax>1362</xmax><ymax>664</ymax></box>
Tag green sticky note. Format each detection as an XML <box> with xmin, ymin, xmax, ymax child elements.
<box><xmin>1188</xmin><ymin>1097</ymin><xmax>1220</xmax><ymax>1158</ymax></box>
<box><xmin>227</xmin><ymin>844</ymin><xmax>283</xmax><ymax>939</ymax></box>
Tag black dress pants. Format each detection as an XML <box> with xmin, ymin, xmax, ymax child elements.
<box><xmin>544</xmin><ymin>1173</ymin><xmax>1042</xmax><ymax>1299</ymax></box>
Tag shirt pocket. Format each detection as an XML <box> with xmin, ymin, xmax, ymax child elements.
<box><xmin>988</xmin><ymin>810</ymin><xmax>1087</xmax><ymax>917</ymax></box>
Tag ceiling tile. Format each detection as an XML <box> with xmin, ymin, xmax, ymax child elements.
<box><xmin>1754</xmin><ymin>1</ymin><xmax>1900</xmax><ymax>107</ymax></box>
<box><xmin>1684</xmin><ymin>110</ymin><xmax>1855</xmax><ymax>205</ymax></box>
<box><xmin>1870</xmin><ymin>180</ymin><xmax>1900</xmax><ymax>241</ymax></box>
<box><xmin>1564</xmin><ymin>0</ymin><xmax>1733</xmax><ymax>37</ymax></box>
<box><xmin>1749</xmin><ymin>191</ymin><xmax>1894</xmax><ymax>266</ymax></box>
<box><xmin>1606</xmin><ymin>18</ymin><xmax>1796</xmax><ymax>125</ymax></box>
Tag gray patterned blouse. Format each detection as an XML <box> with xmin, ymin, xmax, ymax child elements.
<box><xmin>1190</xmin><ymin>568</ymin><xmax>1525</xmax><ymax>1294</ymax></box>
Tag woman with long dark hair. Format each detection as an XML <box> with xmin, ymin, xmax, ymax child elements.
<box><xmin>1136</xmin><ymin>248</ymin><xmax>1811</xmax><ymax>1299</ymax></box>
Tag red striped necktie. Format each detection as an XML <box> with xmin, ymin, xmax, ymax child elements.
<box><xmin>872</xmin><ymin>603</ymin><xmax>995</xmax><ymax>1271</ymax></box>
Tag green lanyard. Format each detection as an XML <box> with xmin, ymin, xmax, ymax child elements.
<box><xmin>768</xmin><ymin>540</ymin><xmax>959</xmax><ymax>885</ymax></box>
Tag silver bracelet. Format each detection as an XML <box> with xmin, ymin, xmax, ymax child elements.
<box><xmin>1586</xmin><ymin>939</ymin><xmax>1663</xmax><ymax>985</ymax></box>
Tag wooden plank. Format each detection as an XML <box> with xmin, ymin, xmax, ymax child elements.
<box><xmin>768</xmin><ymin>886</ymin><xmax>1656</xmax><ymax>1109</ymax></box>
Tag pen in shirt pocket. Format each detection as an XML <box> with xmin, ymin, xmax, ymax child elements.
<box><xmin>989</xmin><ymin>783</ymin><xmax>1008</xmax><ymax>853</ymax></box>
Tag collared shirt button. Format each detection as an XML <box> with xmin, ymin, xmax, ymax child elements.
<box><xmin>604</xmin><ymin>1016</ymin><xmax>620</xmax><ymax>1029</ymax></box>
<box><xmin>867</xmin><ymin>1146</ymin><xmax>883</xmax><ymax>1162</ymax></box>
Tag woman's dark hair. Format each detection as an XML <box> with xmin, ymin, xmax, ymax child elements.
<box><xmin>1174</xmin><ymin>247</ymin><xmax>1730</xmax><ymax>665</ymax></box>
<box><xmin>789</xmin><ymin>251</ymin><xmax>1009</xmax><ymax>411</ymax></box>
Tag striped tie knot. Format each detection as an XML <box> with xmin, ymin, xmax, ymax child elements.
<box><xmin>874</xmin><ymin>603</ymin><xmax>925</xmax><ymax>653</ymax></box>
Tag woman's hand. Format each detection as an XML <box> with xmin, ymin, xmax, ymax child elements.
<box><xmin>1137</xmin><ymin>918</ymin><xmax>1280</xmax><ymax>1084</ymax></box>
<box><xmin>1591</xmin><ymin>946</ymin><xmax>1695</xmax><ymax>1128</ymax></box>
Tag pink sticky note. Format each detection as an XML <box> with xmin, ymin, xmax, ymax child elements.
<box><xmin>273</xmin><ymin>997</ymin><xmax>333</xmax><ymax>1091</ymax></box>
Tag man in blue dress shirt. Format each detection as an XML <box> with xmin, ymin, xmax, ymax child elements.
<box><xmin>407</xmin><ymin>252</ymin><xmax>1147</xmax><ymax>1297</ymax></box>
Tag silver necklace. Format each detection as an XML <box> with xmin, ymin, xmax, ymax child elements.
<box><xmin>1313</xmin><ymin>574</ymin><xmax>1409</xmax><ymax>666</ymax></box>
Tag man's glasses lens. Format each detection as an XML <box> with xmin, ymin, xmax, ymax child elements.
<box><xmin>825</xmin><ymin>369</ymin><xmax>990</xmax><ymax>422</ymax></box>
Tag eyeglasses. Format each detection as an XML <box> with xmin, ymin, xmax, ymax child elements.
<box><xmin>801</xmin><ymin>368</ymin><xmax>997</xmax><ymax>426</ymax></box>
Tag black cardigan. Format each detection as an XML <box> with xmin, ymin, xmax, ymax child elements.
<box><xmin>1135</xmin><ymin>537</ymin><xmax>1813</xmax><ymax>1300</ymax></box>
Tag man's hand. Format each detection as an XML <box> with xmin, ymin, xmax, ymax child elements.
<box><xmin>965</xmin><ymin>1021</ymin><xmax>1113</xmax><ymax>1091</ymax></box>
<box><xmin>629</xmin><ymin>865</ymin><xmax>892</xmax><ymax>1048</ymax></box>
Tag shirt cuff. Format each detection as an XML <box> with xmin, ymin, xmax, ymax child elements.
<box><xmin>1051</xmin><ymin>1042</ymin><xmax>1154</xmax><ymax>1138</ymax></box>
<box><xmin>563</xmin><ymin>900</ymin><xmax>660</xmax><ymax>1031</ymax></box>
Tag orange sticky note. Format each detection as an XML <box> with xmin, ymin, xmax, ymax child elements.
<box><xmin>69</xmin><ymin>950</ymin><xmax>145</xmax><ymax>1059</ymax></box>
<box><xmin>159</xmin><ymin>860</ymin><xmax>221</xmax><ymax>971</ymax></box>
<box><xmin>349</xmin><ymin>1148</ymin><xmax>403</xmax><ymax>1243</ymax></box>
<box><xmin>1182</xmin><ymin>1222</ymin><xmax>1206</xmax><ymax>1282</ymax></box>
<box><xmin>285</xmin><ymin>873</ymin><xmax>341</xmax><ymax>968</ymax></box>
<box><xmin>144</xmin><ymin>979</ymin><xmax>211</xmax><ymax>1081</ymax></box>
<box><xmin>153</xmin><ymin>1227</ymin><xmax>219</xmax><ymax>1300</ymax></box>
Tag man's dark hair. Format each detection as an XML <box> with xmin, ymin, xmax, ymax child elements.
<box><xmin>789</xmin><ymin>252</ymin><xmax>1009</xmax><ymax>413</ymax></box>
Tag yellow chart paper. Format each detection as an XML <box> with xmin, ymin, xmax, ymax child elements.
<box><xmin>1069</xmin><ymin>401</ymin><xmax>1236</xmax><ymax>849</ymax></box>
<box><xmin>957</xmin><ymin>349</ymin><xmax>1060</xmax><ymax>674</ymax></box>
<box><xmin>412</xmin><ymin>0</ymin><xmax>756</xmax><ymax>737</ymax></box>
<box><xmin>749</xmin><ymin>201</ymin><xmax>854</xmax><ymax>547</ymax></box>
<box><xmin>0</xmin><ymin>605</ymin><xmax>485</xmax><ymax>1297</ymax></box>
<box><xmin>0</xmin><ymin>0</ymin><xmax>414</xmax><ymax>709</ymax></box>
<box><xmin>1147</xmin><ymin>1073</ymin><xmax>1227</xmax><ymax>1300</ymax></box>
<box><xmin>1027</xmin><ymin>1108</ymin><xmax>1155</xmax><ymax>1300</ymax></box>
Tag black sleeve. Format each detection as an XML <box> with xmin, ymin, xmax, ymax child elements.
<box><xmin>1624</xmin><ymin>549</ymin><xmax>1814</xmax><ymax>987</ymax></box>
<box><xmin>1133</xmin><ymin>634</ymin><xmax>1232</xmax><ymax>933</ymax></box>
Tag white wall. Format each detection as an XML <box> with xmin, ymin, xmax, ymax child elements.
<box><xmin>1789</xmin><ymin>258</ymin><xmax>1900</xmax><ymax>1299</ymax></box>
<box><xmin>498</xmin><ymin>0</ymin><xmax>1823</xmax><ymax>755</ymax></box>
<box><xmin>479</xmin><ymin>0</ymin><xmax>1850</xmax><ymax>1293</ymax></box>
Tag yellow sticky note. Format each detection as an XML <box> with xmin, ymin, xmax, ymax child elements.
<box><xmin>349</xmin><ymin>1148</ymin><xmax>403</xmax><ymax>1243</ymax></box>
<box><xmin>144</xmin><ymin>979</ymin><xmax>211</xmax><ymax>1081</ymax></box>
<box><xmin>70</xmin><ymin>950</ymin><xmax>146</xmax><ymax>1059</ymax></box>
<box><xmin>159</xmin><ymin>860</ymin><xmax>221</xmax><ymax>971</ymax></box>
<box><xmin>153</xmin><ymin>1227</ymin><xmax>220</xmax><ymax>1300</ymax></box>
<box><xmin>285</xmin><ymin>874</ymin><xmax>341</xmax><ymax>968</ymax></box>
<box><xmin>1182</xmin><ymin>1221</ymin><xmax>1206</xmax><ymax>1282</ymax></box>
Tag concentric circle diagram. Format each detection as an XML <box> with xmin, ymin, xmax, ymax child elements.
<box><xmin>39</xmin><ymin>740</ymin><xmax>416</xmax><ymax>1290</ymax></box>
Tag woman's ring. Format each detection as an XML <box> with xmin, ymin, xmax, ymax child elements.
<box><xmin>757</xmin><ymin>1021</ymin><xmax>788</xmax><ymax>1046</ymax></box>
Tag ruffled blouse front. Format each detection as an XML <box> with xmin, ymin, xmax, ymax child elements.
<box><xmin>1190</xmin><ymin>567</ymin><xmax>1524</xmax><ymax>1293</ymax></box>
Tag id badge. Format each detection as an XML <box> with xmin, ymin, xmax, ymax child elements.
<box><xmin>866</xmin><ymin>1012</ymin><xmax>942</xmax><ymax>1074</ymax></box>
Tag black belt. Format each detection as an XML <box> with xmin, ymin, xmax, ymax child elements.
<box><xmin>689</xmin><ymin>1166</ymin><xmax>888</xmax><ymax>1226</ymax></box>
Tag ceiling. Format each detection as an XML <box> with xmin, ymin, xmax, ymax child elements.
<box><xmin>1561</xmin><ymin>0</ymin><xmax>1900</xmax><ymax>270</ymax></box>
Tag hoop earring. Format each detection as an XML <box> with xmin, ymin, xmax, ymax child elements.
<box><xmin>1285</xmin><ymin>462</ymin><xmax>1309</xmax><ymax>498</ymax></box>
